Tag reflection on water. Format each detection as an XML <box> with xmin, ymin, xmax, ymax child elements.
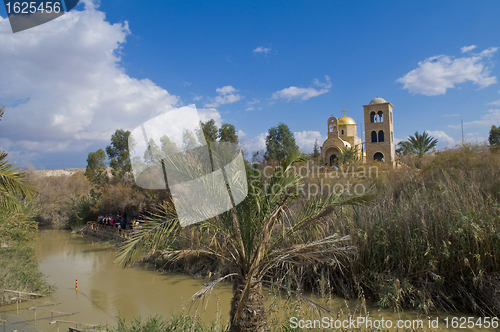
<box><xmin>1</xmin><ymin>229</ymin><xmax>233</xmax><ymax>331</ymax></box>
<box><xmin>0</xmin><ymin>229</ymin><xmax>487</xmax><ymax>331</ymax></box>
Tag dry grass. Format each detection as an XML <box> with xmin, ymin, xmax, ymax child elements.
<box><xmin>313</xmin><ymin>143</ymin><xmax>500</xmax><ymax>316</ymax></box>
<box><xmin>156</xmin><ymin>144</ymin><xmax>500</xmax><ymax>317</ymax></box>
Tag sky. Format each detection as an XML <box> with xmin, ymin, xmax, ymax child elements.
<box><xmin>0</xmin><ymin>0</ymin><xmax>499</xmax><ymax>169</ymax></box>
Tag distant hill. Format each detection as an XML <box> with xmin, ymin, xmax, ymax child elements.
<box><xmin>31</xmin><ymin>168</ymin><xmax>85</xmax><ymax>177</ymax></box>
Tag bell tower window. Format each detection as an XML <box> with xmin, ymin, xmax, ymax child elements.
<box><xmin>377</xmin><ymin>111</ymin><xmax>383</xmax><ymax>122</ymax></box>
<box><xmin>378</xmin><ymin>130</ymin><xmax>384</xmax><ymax>142</ymax></box>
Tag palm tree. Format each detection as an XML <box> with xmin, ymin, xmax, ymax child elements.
<box><xmin>0</xmin><ymin>105</ymin><xmax>35</xmax><ymax>211</ymax></box>
<box><xmin>337</xmin><ymin>146</ymin><xmax>359</xmax><ymax>165</ymax></box>
<box><xmin>397</xmin><ymin>131</ymin><xmax>438</xmax><ymax>158</ymax></box>
<box><xmin>117</xmin><ymin>148</ymin><xmax>371</xmax><ymax>332</ymax></box>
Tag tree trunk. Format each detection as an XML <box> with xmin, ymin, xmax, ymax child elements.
<box><xmin>229</xmin><ymin>278</ymin><xmax>267</xmax><ymax>332</ymax></box>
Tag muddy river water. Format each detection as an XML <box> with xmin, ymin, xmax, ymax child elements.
<box><xmin>0</xmin><ymin>229</ymin><xmax>491</xmax><ymax>331</ymax></box>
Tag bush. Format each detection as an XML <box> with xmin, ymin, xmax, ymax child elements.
<box><xmin>0</xmin><ymin>204</ymin><xmax>51</xmax><ymax>304</ymax></box>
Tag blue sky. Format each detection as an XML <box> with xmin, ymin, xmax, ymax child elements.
<box><xmin>1</xmin><ymin>0</ymin><xmax>499</xmax><ymax>169</ymax></box>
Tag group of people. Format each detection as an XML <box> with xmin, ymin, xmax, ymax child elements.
<box><xmin>97</xmin><ymin>214</ymin><xmax>141</xmax><ymax>231</ymax></box>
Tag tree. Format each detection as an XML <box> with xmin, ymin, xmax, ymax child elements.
<box><xmin>396</xmin><ymin>141</ymin><xmax>414</xmax><ymax>156</ymax></box>
<box><xmin>219</xmin><ymin>123</ymin><xmax>239</xmax><ymax>144</ymax></box>
<box><xmin>0</xmin><ymin>151</ymin><xmax>36</xmax><ymax>212</ymax></box>
<box><xmin>337</xmin><ymin>146</ymin><xmax>359</xmax><ymax>165</ymax></box>
<box><xmin>397</xmin><ymin>131</ymin><xmax>438</xmax><ymax>158</ymax></box>
<box><xmin>312</xmin><ymin>139</ymin><xmax>320</xmax><ymax>159</ymax></box>
<box><xmin>0</xmin><ymin>106</ymin><xmax>35</xmax><ymax>211</ymax></box>
<box><xmin>106</xmin><ymin>129</ymin><xmax>132</xmax><ymax>182</ymax></box>
<box><xmin>489</xmin><ymin>125</ymin><xmax>500</xmax><ymax>151</ymax></box>
<box><xmin>312</xmin><ymin>139</ymin><xmax>321</xmax><ymax>164</ymax></box>
<box><xmin>118</xmin><ymin>150</ymin><xmax>371</xmax><ymax>332</ymax></box>
<box><xmin>84</xmin><ymin>148</ymin><xmax>108</xmax><ymax>186</ymax></box>
<box><xmin>200</xmin><ymin>119</ymin><xmax>219</xmax><ymax>143</ymax></box>
<box><xmin>160</xmin><ymin>135</ymin><xmax>180</xmax><ymax>155</ymax></box>
<box><xmin>264</xmin><ymin>123</ymin><xmax>299</xmax><ymax>162</ymax></box>
<box><xmin>143</xmin><ymin>138</ymin><xmax>163</xmax><ymax>164</ymax></box>
<box><xmin>182</xmin><ymin>129</ymin><xmax>198</xmax><ymax>152</ymax></box>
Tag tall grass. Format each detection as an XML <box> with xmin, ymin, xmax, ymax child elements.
<box><xmin>149</xmin><ymin>144</ymin><xmax>500</xmax><ymax>317</ymax></box>
<box><xmin>323</xmin><ymin>143</ymin><xmax>500</xmax><ymax>316</ymax></box>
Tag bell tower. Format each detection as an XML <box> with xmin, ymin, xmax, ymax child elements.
<box><xmin>363</xmin><ymin>97</ymin><xmax>395</xmax><ymax>166</ymax></box>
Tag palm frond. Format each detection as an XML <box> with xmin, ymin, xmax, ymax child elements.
<box><xmin>260</xmin><ymin>234</ymin><xmax>356</xmax><ymax>280</ymax></box>
<box><xmin>189</xmin><ymin>273</ymin><xmax>238</xmax><ymax>304</ymax></box>
<box><xmin>116</xmin><ymin>203</ymin><xmax>180</xmax><ymax>266</ymax></box>
<box><xmin>0</xmin><ymin>151</ymin><xmax>36</xmax><ymax>212</ymax></box>
<box><xmin>269</xmin><ymin>190</ymin><xmax>373</xmax><ymax>251</ymax></box>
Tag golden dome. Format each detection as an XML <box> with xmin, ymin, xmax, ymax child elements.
<box><xmin>338</xmin><ymin>116</ymin><xmax>356</xmax><ymax>125</ymax></box>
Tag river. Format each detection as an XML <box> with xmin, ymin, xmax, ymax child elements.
<box><xmin>0</xmin><ymin>229</ymin><xmax>490</xmax><ymax>331</ymax></box>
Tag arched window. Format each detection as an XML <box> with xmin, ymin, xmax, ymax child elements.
<box><xmin>329</xmin><ymin>125</ymin><xmax>333</xmax><ymax>132</ymax></box>
<box><xmin>341</xmin><ymin>129</ymin><xmax>344</xmax><ymax>135</ymax></box>
<box><xmin>371</xmin><ymin>131</ymin><xmax>377</xmax><ymax>142</ymax></box>
<box><xmin>370</xmin><ymin>111</ymin><xmax>376</xmax><ymax>123</ymax></box>
<box><xmin>378</xmin><ymin>130</ymin><xmax>384</xmax><ymax>142</ymax></box>
<box><xmin>373</xmin><ymin>152</ymin><xmax>384</xmax><ymax>162</ymax></box>
<box><xmin>377</xmin><ymin>111</ymin><xmax>383</xmax><ymax>122</ymax></box>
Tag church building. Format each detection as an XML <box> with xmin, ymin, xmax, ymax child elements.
<box><xmin>321</xmin><ymin>97</ymin><xmax>395</xmax><ymax>166</ymax></box>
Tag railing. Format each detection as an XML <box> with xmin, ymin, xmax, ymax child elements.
<box><xmin>49</xmin><ymin>319</ymin><xmax>103</xmax><ymax>332</ymax></box>
<box><xmin>2</xmin><ymin>289</ymin><xmax>44</xmax><ymax>313</ymax></box>
<box><xmin>28</xmin><ymin>302</ymin><xmax>72</xmax><ymax>324</ymax></box>
<box><xmin>0</xmin><ymin>319</ymin><xmax>5</xmax><ymax>332</ymax></box>
<box><xmin>85</xmin><ymin>222</ymin><xmax>133</xmax><ymax>240</ymax></box>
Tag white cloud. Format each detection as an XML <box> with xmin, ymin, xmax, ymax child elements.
<box><xmin>204</xmin><ymin>85</ymin><xmax>243</xmax><ymax>107</ymax></box>
<box><xmin>239</xmin><ymin>132</ymin><xmax>267</xmax><ymax>155</ymax></box>
<box><xmin>488</xmin><ymin>99</ymin><xmax>500</xmax><ymax>106</ymax></box>
<box><xmin>449</xmin><ymin>109</ymin><xmax>500</xmax><ymax>129</ymax></box>
<box><xmin>272</xmin><ymin>76</ymin><xmax>331</xmax><ymax>101</ymax></box>
<box><xmin>193</xmin><ymin>95</ymin><xmax>203</xmax><ymax>101</ymax></box>
<box><xmin>253</xmin><ymin>46</ymin><xmax>271</xmax><ymax>54</ymax></box>
<box><xmin>245</xmin><ymin>99</ymin><xmax>260</xmax><ymax>111</ymax></box>
<box><xmin>397</xmin><ymin>47</ymin><xmax>498</xmax><ymax>96</ymax></box>
<box><xmin>443</xmin><ymin>114</ymin><xmax>460</xmax><ymax>117</ymax></box>
<box><xmin>246</xmin><ymin>98</ymin><xmax>260</xmax><ymax>105</ymax></box>
<box><xmin>294</xmin><ymin>131</ymin><xmax>326</xmax><ymax>153</ymax></box>
<box><xmin>427</xmin><ymin>130</ymin><xmax>456</xmax><ymax>148</ymax></box>
<box><xmin>0</xmin><ymin>2</ymin><xmax>196</xmax><ymax>167</ymax></box>
<box><xmin>312</xmin><ymin>75</ymin><xmax>332</xmax><ymax>88</ymax></box>
<box><xmin>196</xmin><ymin>108</ymin><xmax>223</xmax><ymax>127</ymax></box>
<box><xmin>461</xmin><ymin>45</ymin><xmax>477</xmax><ymax>53</ymax></box>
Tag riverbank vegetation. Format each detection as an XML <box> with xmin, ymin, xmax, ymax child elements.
<box><xmin>117</xmin><ymin>143</ymin><xmax>500</xmax><ymax>327</ymax></box>
<box><xmin>0</xmin><ymin>106</ymin><xmax>50</xmax><ymax>305</ymax></box>
<box><xmin>118</xmin><ymin>149</ymin><xmax>371</xmax><ymax>332</ymax></box>
<box><xmin>0</xmin><ymin>205</ymin><xmax>50</xmax><ymax>305</ymax></box>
